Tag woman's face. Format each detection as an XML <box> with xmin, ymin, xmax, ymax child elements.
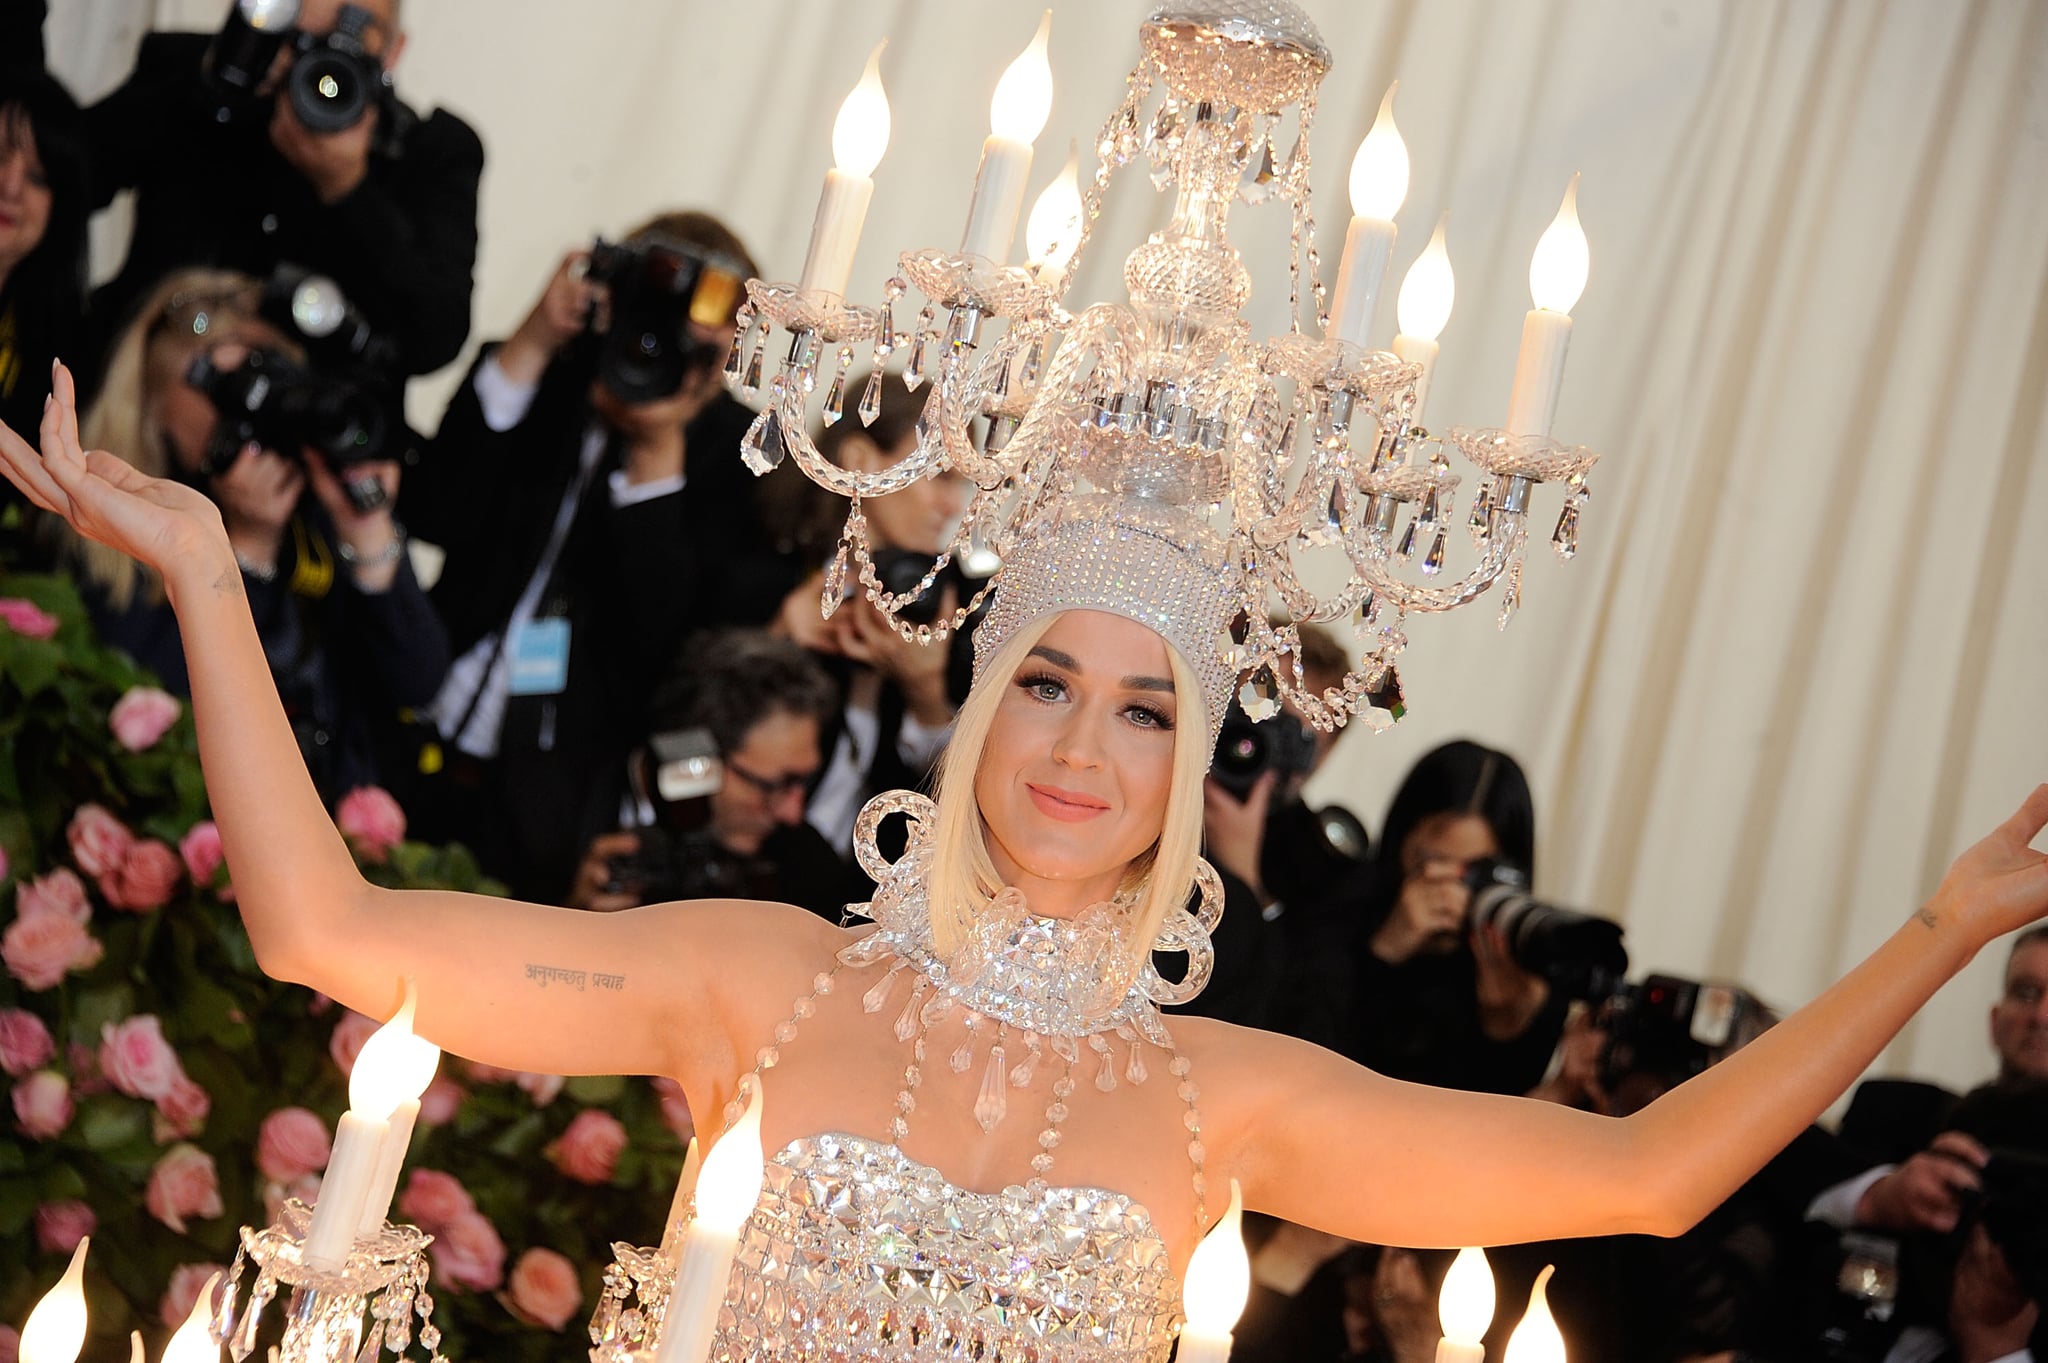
<box><xmin>844</xmin><ymin>431</ymin><xmax>971</xmax><ymax>555</ymax></box>
<box><xmin>0</xmin><ymin>111</ymin><xmax>52</xmax><ymax>279</ymax></box>
<box><xmin>974</xmin><ymin>610</ymin><xmax>1181</xmax><ymax>916</ymax></box>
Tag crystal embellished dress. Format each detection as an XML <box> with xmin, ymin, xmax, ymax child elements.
<box><xmin>593</xmin><ymin>792</ymin><xmax>1224</xmax><ymax>1363</ymax></box>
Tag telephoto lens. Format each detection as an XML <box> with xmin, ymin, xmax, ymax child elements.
<box><xmin>1465</xmin><ymin>859</ymin><xmax>1628</xmax><ymax>1000</ymax></box>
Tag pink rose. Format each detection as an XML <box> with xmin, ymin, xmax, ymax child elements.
<box><xmin>547</xmin><ymin>1108</ymin><xmax>628</xmax><ymax>1185</ymax></box>
<box><xmin>13</xmin><ymin>1072</ymin><xmax>74</xmax><ymax>1139</ymax></box>
<box><xmin>153</xmin><ymin>1075</ymin><xmax>212</xmax><ymax>1141</ymax></box>
<box><xmin>650</xmin><ymin>1076</ymin><xmax>694</xmax><ymax>1144</ymax></box>
<box><xmin>256</xmin><ymin>1107</ymin><xmax>332</xmax><ymax>1182</ymax></box>
<box><xmin>328</xmin><ymin>1011</ymin><xmax>379</xmax><ymax>1077</ymax></box>
<box><xmin>417</xmin><ymin>1075</ymin><xmax>464</xmax><ymax>1128</ymax></box>
<box><xmin>0</xmin><ymin>1009</ymin><xmax>56</xmax><ymax>1076</ymax></box>
<box><xmin>157</xmin><ymin>1263</ymin><xmax>225</xmax><ymax>1329</ymax></box>
<box><xmin>16</xmin><ymin>868</ymin><xmax>89</xmax><ymax>925</ymax></box>
<box><xmin>0</xmin><ymin>597</ymin><xmax>58</xmax><ymax>639</ymax></box>
<box><xmin>33</xmin><ymin>1200</ymin><xmax>96</xmax><ymax>1255</ymax></box>
<box><xmin>101</xmin><ymin>839</ymin><xmax>183</xmax><ymax>912</ymax></box>
<box><xmin>515</xmin><ymin>1071</ymin><xmax>564</xmax><ymax>1107</ymax></box>
<box><xmin>2</xmin><ymin>912</ymin><xmax>103</xmax><ymax>990</ymax></box>
<box><xmin>504</xmin><ymin>1247</ymin><xmax>582</xmax><ymax>1330</ymax></box>
<box><xmin>429</xmin><ymin>1209</ymin><xmax>506</xmax><ymax>1292</ymax></box>
<box><xmin>145</xmin><ymin>1144</ymin><xmax>223</xmax><ymax>1233</ymax></box>
<box><xmin>396</xmin><ymin>1167</ymin><xmax>475</xmax><ymax>1231</ymax></box>
<box><xmin>66</xmin><ymin>804</ymin><xmax>134</xmax><ymax>878</ymax></box>
<box><xmin>336</xmin><ymin>786</ymin><xmax>406</xmax><ymax>863</ymax></box>
<box><xmin>109</xmin><ymin>686</ymin><xmax>181</xmax><ymax>752</ymax></box>
<box><xmin>178</xmin><ymin>822</ymin><xmax>226</xmax><ymax>890</ymax></box>
<box><xmin>100</xmin><ymin>1015</ymin><xmax>183</xmax><ymax>1101</ymax></box>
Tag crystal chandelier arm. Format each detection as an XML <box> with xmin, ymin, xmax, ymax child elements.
<box><xmin>1350</xmin><ymin>515</ymin><xmax>1527</xmax><ymax>615</ymax></box>
<box><xmin>765</xmin><ymin>380</ymin><xmax>951</xmax><ymax>500</ymax></box>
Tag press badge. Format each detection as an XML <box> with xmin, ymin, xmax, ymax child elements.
<box><xmin>507</xmin><ymin>618</ymin><xmax>571</xmax><ymax>696</ymax></box>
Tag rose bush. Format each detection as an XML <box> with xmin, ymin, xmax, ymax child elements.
<box><xmin>1</xmin><ymin>576</ymin><xmax>687</xmax><ymax>1362</ymax></box>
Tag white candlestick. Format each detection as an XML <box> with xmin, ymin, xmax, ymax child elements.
<box><xmin>1392</xmin><ymin>333</ymin><xmax>1442</xmax><ymax>427</ymax></box>
<box><xmin>304</xmin><ymin>1110</ymin><xmax>383</xmax><ymax>1270</ymax></box>
<box><xmin>1507</xmin><ymin>176</ymin><xmax>1589</xmax><ymax>439</ymax></box>
<box><xmin>653</xmin><ymin>1079</ymin><xmax>766</xmax><ymax>1363</ymax></box>
<box><xmin>797</xmin><ymin>169</ymin><xmax>876</xmax><ymax>296</ymax></box>
<box><xmin>960</xmin><ymin>136</ymin><xmax>1033</xmax><ymax>263</ymax></box>
<box><xmin>1177</xmin><ymin>1180</ymin><xmax>1250</xmax><ymax>1363</ymax></box>
<box><xmin>1436</xmin><ymin>1343</ymin><xmax>1486</xmax><ymax>1363</ymax></box>
<box><xmin>356</xmin><ymin>1096</ymin><xmax>418</xmax><ymax>1237</ymax></box>
<box><xmin>1328</xmin><ymin>216</ymin><xmax>1398</xmax><ymax>346</ymax></box>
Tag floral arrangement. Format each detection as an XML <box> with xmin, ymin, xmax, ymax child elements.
<box><xmin>1</xmin><ymin>576</ymin><xmax>691</xmax><ymax>1362</ymax></box>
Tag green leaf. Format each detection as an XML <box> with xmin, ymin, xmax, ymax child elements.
<box><xmin>73</xmin><ymin>1095</ymin><xmax>149</xmax><ymax>1152</ymax></box>
<box><xmin>564</xmin><ymin>1075</ymin><xmax>625</xmax><ymax>1105</ymax></box>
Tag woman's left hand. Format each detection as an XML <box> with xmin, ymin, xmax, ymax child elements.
<box><xmin>1922</xmin><ymin>785</ymin><xmax>2048</xmax><ymax>952</ymax></box>
<box><xmin>1473</xmin><ymin>921</ymin><xmax>1551</xmax><ymax>1041</ymax></box>
<box><xmin>305</xmin><ymin>454</ymin><xmax>404</xmax><ymax>589</ymax></box>
<box><xmin>835</xmin><ymin>587</ymin><xmax>958</xmax><ymax>726</ymax></box>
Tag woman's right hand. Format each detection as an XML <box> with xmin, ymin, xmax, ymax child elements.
<box><xmin>1369</xmin><ymin>866</ymin><xmax>1467</xmax><ymax>964</ymax></box>
<box><xmin>212</xmin><ymin>442</ymin><xmax>305</xmax><ymax>575</ymax></box>
<box><xmin>0</xmin><ymin>363</ymin><xmax>231</xmax><ymax>588</ymax></box>
<box><xmin>497</xmin><ymin>251</ymin><xmax>595</xmax><ymax>387</ymax></box>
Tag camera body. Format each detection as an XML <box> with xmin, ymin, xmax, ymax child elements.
<box><xmin>1210</xmin><ymin>702</ymin><xmax>1319</xmax><ymax>801</ymax></box>
<box><xmin>207</xmin><ymin>0</ymin><xmax>414</xmax><ymax>154</ymax></box>
<box><xmin>1599</xmin><ymin>974</ymin><xmax>1768</xmax><ymax>1092</ymax></box>
<box><xmin>585</xmin><ymin>236</ymin><xmax>746</xmax><ymax>403</ymax></box>
<box><xmin>1465</xmin><ymin>858</ymin><xmax>1629</xmax><ymax>1001</ymax></box>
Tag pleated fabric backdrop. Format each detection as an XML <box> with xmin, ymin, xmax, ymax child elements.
<box><xmin>47</xmin><ymin>0</ymin><xmax>2048</xmax><ymax>1090</ymax></box>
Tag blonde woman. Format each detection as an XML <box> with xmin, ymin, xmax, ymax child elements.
<box><xmin>4</xmin><ymin>370</ymin><xmax>2045</xmax><ymax>1363</ymax></box>
<box><xmin>61</xmin><ymin>272</ymin><xmax>447</xmax><ymax>802</ymax></box>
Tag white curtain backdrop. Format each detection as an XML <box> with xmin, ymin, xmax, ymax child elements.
<box><xmin>47</xmin><ymin>0</ymin><xmax>2048</xmax><ymax>1091</ymax></box>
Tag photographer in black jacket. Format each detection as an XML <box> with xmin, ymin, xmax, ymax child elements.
<box><xmin>77</xmin><ymin>0</ymin><xmax>482</xmax><ymax>378</ymax></box>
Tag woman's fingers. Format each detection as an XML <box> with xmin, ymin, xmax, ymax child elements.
<box><xmin>50</xmin><ymin>362</ymin><xmax>86</xmax><ymax>463</ymax></box>
<box><xmin>0</xmin><ymin>415</ymin><xmax>69</xmax><ymax>515</ymax></box>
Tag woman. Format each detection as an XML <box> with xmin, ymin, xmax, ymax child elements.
<box><xmin>4</xmin><ymin>369</ymin><xmax>2045</xmax><ymax>1362</ymax></box>
<box><xmin>59</xmin><ymin>271</ymin><xmax>448</xmax><ymax>803</ymax></box>
<box><xmin>0</xmin><ymin>62</ymin><xmax>87</xmax><ymax>568</ymax></box>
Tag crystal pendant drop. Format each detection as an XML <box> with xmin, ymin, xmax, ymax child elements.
<box><xmin>1242</xmin><ymin>136</ymin><xmax>1278</xmax><ymax>203</ymax></box>
<box><xmin>1238</xmin><ymin>668</ymin><xmax>1281</xmax><ymax>722</ymax></box>
<box><xmin>875</xmin><ymin>301</ymin><xmax>896</xmax><ymax>356</ymax></box>
<box><xmin>1396</xmin><ymin>516</ymin><xmax>1418</xmax><ymax>561</ymax></box>
<box><xmin>740</xmin><ymin>339</ymin><xmax>765</xmax><ymax>402</ymax></box>
<box><xmin>1469</xmin><ymin>480</ymin><xmax>1493</xmax><ymax>540</ymax></box>
<box><xmin>1022</xmin><ymin>338</ymin><xmax>1045</xmax><ymax>387</ymax></box>
<box><xmin>740</xmin><ymin>407</ymin><xmax>784</xmax><ymax>475</ymax></box>
<box><xmin>1419</xmin><ymin>487</ymin><xmax>1442</xmax><ymax>531</ymax></box>
<box><xmin>974</xmin><ymin>1046</ymin><xmax>1009</xmax><ymax>1133</ymax></box>
<box><xmin>822</xmin><ymin>367</ymin><xmax>848</xmax><ymax>427</ymax></box>
<box><xmin>1422</xmin><ymin>527</ymin><xmax>1448</xmax><ymax>576</ymax></box>
<box><xmin>821</xmin><ymin>538</ymin><xmax>850</xmax><ymax>619</ymax></box>
<box><xmin>721</xmin><ymin>326</ymin><xmax>747</xmax><ymax>386</ymax></box>
<box><xmin>1498</xmin><ymin>559</ymin><xmax>1524</xmax><ymax>630</ymax></box>
<box><xmin>904</xmin><ymin>306</ymin><xmax>935</xmax><ymax>390</ymax></box>
<box><xmin>1552</xmin><ymin>501</ymin><xmax>1580</xmax><ymax>561</ymax></box>
<box><xmin>858</xmin><ymin>368</ymin><xmax>886</xmax><ymax>426</ymax></box>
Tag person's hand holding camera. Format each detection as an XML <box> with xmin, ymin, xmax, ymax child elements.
<box><xmin>1370</xmin><ymin>857</ymin><xmax>1468</xmax><ymax>965</ymax></box>
<box><xmin>1473</xmin><ymin>920</ymin><xmax>1552</xmax><ymax>1041</ymax></box>
<box><xmin>834</xmin><ymin>585</ymin><xmax>959</xmax><ymax>728</ymax></box>
<box><xmin>1855</xmin><ymin>1130</ymin><xmax>1989</xmax><ymax>1234</ymax></box>
<box><xmin>213</xmin><ymin>441</ymin><xmax>304</xmax><ymax>578</ymax></box>
<box><xmin>269</xmin><ymin>94</ymin><xmax>374</xmax><ymax>205</ymax></box>
<box><xmin>304</xmin><ymin>453</ymin><xmax>402</xmax><ymax>592</ymax></box>
<box><xmin>568</xmin><ymin>830</ymin><xmax>645</xmax><ymax>913</ymax></box>
<box><xmin>1202</xmin><ymin>770</ymin><xmax>1276</xmax><ymax>905</ymax></box>
<box><xmin>498</xmin><ymin>252</ymin><xmax>596</xmax><ymax>389</ymax></box>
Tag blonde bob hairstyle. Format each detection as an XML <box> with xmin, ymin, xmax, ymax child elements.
<box><xmin>923</xmin><ymin>611</ymin><xmax>1212</xmax><ymax>978</ymax></box>
<box><xmin>71</xmin><ymin>267</ymin><xmax>275</xmax><ymax>610</ymax></box>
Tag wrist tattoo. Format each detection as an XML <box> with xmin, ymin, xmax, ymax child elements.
<box><xmin>1917</xmin><ymin>905</ymin><xmax>1941</xmax><ymax>931</ymax></box>
<box><xmin>211</xmin><ymin>564</ymin><xmax>245</xmax><ymax>598</ymax></box>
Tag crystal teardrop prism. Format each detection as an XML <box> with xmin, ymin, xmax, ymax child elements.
<box><xmin>1239</xmin><ymin>668</ymin><xmax>1282</xmax><ymax>722</ymax></box>
<box><xmin>740</xmin><ymin>407</ymin><xmax>785</xmax><ymax>475</ymax></box>
<box><xmin>1396</xmin><ymin>517</ymin><xmax>1418</xmax><ymax>561</ymax></box>
<box><xmin>1469</xmin><ymin>480</ymin><xmax>1493</xmax><ymax>540</ymax></box>
<box><xmin>740</xmin><ymin>339</ymin><xmax>765</xmax><ymax>402</ymax></box>
<box><xmin>1242</xmin><ymin>137</ymin><xmax>1278</xmax><ymax>203</ymax></box>
<box><xmin>721</xmin><ymin>326</ymin><xmax>746</xmax><ymax>386</ymax></box>
<box><xmin>1422</xmin><ymin>527</ymin><xmax>1448</xmax><ymax>576</ymax></box>
<box><xmin>1553</xmin><ymin>501</ymin><xmax>1581</xmax><ymax>560</ymax></box>
<box><xmin>822</xmin><ymin>367</ymin><xmax>848</xmax><ymax>427</ymax></box>
<box><xmin>875</xmin><ymin>300</ymin><xmax>896</xmax><ymax>356</ymax></box>
<box><xmin>975</xmin><ymin>1045</ymin><xmax>1009</xmax><ymax>1132</ymax></box>
<box><xmin>821</xmin><ymin>539</ymin><xmax>850</xmax><ymax>619</ymax></box>
<box><xmin>858</xmin><ymin>368</ymin><xmax>885</xmax><ymax>426</ymax></box>
<box><xmin>1498</xmin><ymin>559</ymin><xmax>1524</xmax><ymax>630</ymax></box>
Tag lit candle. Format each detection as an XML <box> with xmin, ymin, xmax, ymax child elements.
<box><xmin>1434</xmin><ymin>1246</ymin><xmax>1496</xmax><ymax>1363</ymax></box>
<box><xmin>1392</xmin><ymin>212</ymin><xmax>1454</xmax><ymax>423</ymax></box>
<box><xmin>959</xmin><ymin>11</ymin><xmax>1053</xmax><ymax>263</ymax></box>
<box><xmin>162</xmin><ymin>1272</ymin><xmax>223</xmax><ymax>1363</ymax></box>
<box><xmin>1326</xmin><ymin>83</ymin><xmax>1409</xmax><ymax>346</ymax></box>
<box><xmin>1176</xmin><ymin>1180</ymin><xmax>1250</xmax><ymax>1363</ymax></box>
<box><xmin>797</xmin><ymin>43</ymin><xmax>891</xmax><ymax>297</ymax></box>
<box><xmin>20</xmin><ymin>1237</ymin><xmax>89</xmax><ymax>1363</ymax></box>
<box><xmin>1025</xmin><ymin>142</ymin><xmax>1083</xmax><ymax>283</ymax></box>
<box><xmin>1503</xmin><ymin>1265</ymin><xmax>1565</xmax><ymax>1363</ymax></box>
<box><xmin>302</xmin><ymin>998</ymin><xmax>421</xmax><ymax>1270</ymax></box>
<box><xmin>356</xmin><ymin>980</ymin><xmax>442</xmax><ymax>1236</ymax></box>
<box><xmin>128</xmin><ymin>1332</ymin><xmax>144</xmax><ymax>1363</ymax></box>
<box><xmin>653</xmin><ymin>1077</ymin><xmax>766</xmax><ymax>1363</ymax></box>
<box><xmin>1504</xmin><ymin>176</ymin><xmax>1588</xmax><ymax>439</ymax></box>
<box><xmin>659</xmin><ymin>1135</ymin><xmax>704</xmax><ymax>1262</ymax></box>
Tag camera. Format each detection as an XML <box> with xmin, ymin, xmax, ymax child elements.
<box><xmin>262</xmin><ymin>264</ymin><xmax>399</xmax><ymax>373</ymax></box>
<box><xmin>1465</xmin><ymin>858</ymin><xmax>1628</xmax><ymax>1001</ymax></box>
<box><xmin>585</xmin><ymin>236</ymin><xmax>747</xmax><ymax>403</ymax></box>
<box><xmin>602</xmin><ymin>824</ymin><xmax>768</xmax><ymax>904</ymax></box>
<box><xmin>1599</xmin><ymin>974</ymin><xmax>1769</xmax><ymax>1092</ymax></box>
<box><xmin>207</xmin><ymin>0</ymin><xmax>414</xmax><ymax>153</ymax></box>
<box><xmin>1210</xmin><ymin>701</ymin><xmax>1318</xmax><ymax>801</ymax></box>
<box><xmin>188</xmin><ymin>347</ymin><xmax>398</xmax><ymax>512</ymax></box>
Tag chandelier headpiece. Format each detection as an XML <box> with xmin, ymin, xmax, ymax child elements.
<box><xmin>727</xmin><ymin>0</ymin><xmax>1604</xmax><ymax>741</ymax></box>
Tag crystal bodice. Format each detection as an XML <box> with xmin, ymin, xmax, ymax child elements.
<box><xmin>712</xmin><ymin>1131</ymin><xmax>1181</xmax><ymax>1363</ymax></box>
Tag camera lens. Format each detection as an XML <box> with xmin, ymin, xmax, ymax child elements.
<box><xmin>289</xmin><ymin>51</ymin><xmax>366</xmax><ymax>132</ymax></box>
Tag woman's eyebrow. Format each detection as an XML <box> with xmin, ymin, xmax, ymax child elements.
<box><xmin>1026</xmin><ymin>644</ymin><xmax>1173</xmax><ymax>696</ymax></box>
<box><xmin>1027</xmin><ymin>645</ymin><xmax>1081</xmax><ymax>670</ymax></box>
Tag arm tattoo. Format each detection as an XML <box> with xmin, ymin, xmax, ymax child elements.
<box><xmin>525</xmin><ymin>963</ymin><xmax>627</xmax><ymax>992</ymax></box>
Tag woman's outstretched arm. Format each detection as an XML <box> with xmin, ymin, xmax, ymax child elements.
<box><xmin>1205</xmin><ymin>784</ymin><xmax>2048</xmax><ymax>1249</ymax></box>
<box><xmin>0</xmin><ymin>366</ymin><xmax>768</xmax><ymax>1083</ymax></box>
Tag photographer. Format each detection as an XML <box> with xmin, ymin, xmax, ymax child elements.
<box><xmin>76</xmin><ymin>0</ymin><xmax>481</xmax><ymax>377</ymax></box>
<box><xmin>564</xmin><ymin>629</ymin><xmax>869</xmax><ymax>921</ymax></box>
<box><xmin>58</xmin><ymin>267</ymin><xmax>448</xmax><ymax>802</ymax></box>
<box><xmin>762</xmin><ymin>373</ymin><xmax>976</xmax><ymax>859</ymax></box>
<box><xmin>403</xmin><ymin>212</ymin><xmax>799</xmax><ymax>903</ymax></box>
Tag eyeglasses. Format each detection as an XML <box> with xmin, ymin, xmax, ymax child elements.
<box><xmin>723</xmin><ymin>758</ymin><xmax>817</xmax><ymax>800</ymax></box>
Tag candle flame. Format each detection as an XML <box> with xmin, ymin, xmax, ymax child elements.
<box><xmin>1437</xmin><ymin>1246</ymin><xmax>1496</xmax><ymax>1343</ymax></box>
<box><xmin>348</xmin><ymin>978</ymin><xmax>441</xmax><ymax>1119</ymax></box>
<box><xmin>832</xmin><ymin>42</ymin><xmax>892</xmax><ymax>178</ymax></box>
<box><xmin>1181</xmin><ymin>1179</ymin><xmax>1251</xmax><ymax>1335</ymax></box>
<box><xmin>1503</xmin><ymin>1264</ymin><xmax>1566</xmax><ymax>1363</ymax></box>
<box><xmin>162</xmin><ymin>1272</ymin><xmax>224</xmax><ymax>1363</ymax></box>
<box><xmin>990</xmin><ymin>11</ymin><xmax>1054</xmax><ymax>144</ymax></box>
<box><xmin>128</xmin><ymin>1332</ymin><xmax>144</xmax><ymax>1363</ymax></box>
<box><xmin>694</xmin><ymin>1074</ymin><xmax>767</xmax><ymax>1232</ymax></box>
<box><xmin>1396</xmin><ymin>212</ymin><xmax>1455</xmax><ymax>342</ymax></box>
<box><xmin>20</xmin><ymin>1237</ymin><xmax>90</xmax><ymax>1363</ymax></box>
<box><xmin>1348</xmin><ymin>82</ymin><xmax>1409</xmax><ymax>221</ymax></box>
<box><xmin>1026</xmin><ymin>142</ymin><xmax>1084</xmax><ymax>272</ymax></box>
<box><xmin>1528</xmin><ymin>174</ymin><xmax>1588</xmax><ymax>314</ymax></box>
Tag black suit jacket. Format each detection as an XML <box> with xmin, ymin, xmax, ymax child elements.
<box><xmin>82</xmin><ymin>31</ymin><xmax>482</xmax><ymax>375</ymax></box>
